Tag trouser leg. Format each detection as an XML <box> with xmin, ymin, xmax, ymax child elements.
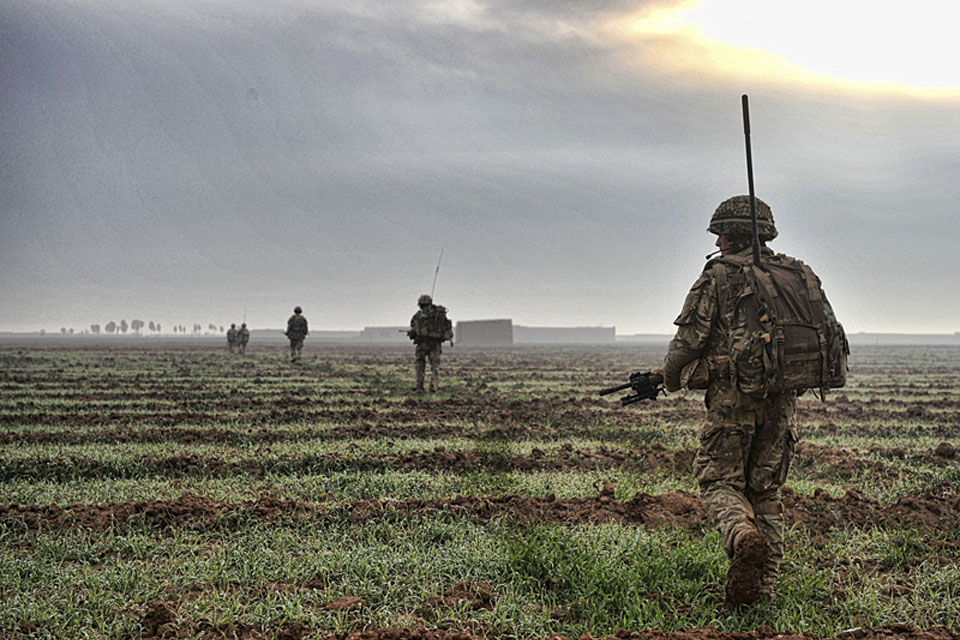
<box><xmin>745</xmin><ymin>393</ymin><xmax>797</xmax><ymax>595</ymax></box>
<box><xmin>694</xmin><ymin>406</ymin><xmax>758</xmax><ymax>559</ymax></box>
<box><xmin>428</xmin><ymin>347</ymin><xmax>440</xmax><ymax>391</ymax></box>
<box><xmin>414</xmin><ymin>345</ymin><xmax>426</xmax><ymax>390</ymax></box>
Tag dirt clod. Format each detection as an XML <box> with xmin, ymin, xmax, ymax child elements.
<box><xmin>142</xmin><ymin>600</ymin><xmax>176</xmax><ymax>636</ymax></box>
<box><xmin>423</xmin><ymin>581</ymin><xmax>495</xmax><ymax>611</ymax></box>
<box><xmin>934</xmin><ymin>442</ymin><xmax>957</xmax><ymax>459</ymax></box>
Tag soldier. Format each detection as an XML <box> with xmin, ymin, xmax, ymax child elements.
<box><xmin>662</xmin><ymin>196</ymin><xmax>845</xmax><ymax>606</ymax></box>
<box><xmin>285</xmin><ymin>306</ymin><xmax>308</xmax><ymax>363</ymax></box>
<box><xmin>238</xmin><ymin>322</ymin><xmax>250</xmax><ymax>354</ymax></box>
<box><xmin>226</xmin><ymin>323</ymin><xmax>238</xmax><ymax>353</ymax></box>
<box><xmin>407</xmin><ymin>294</ymin><xmax>453</xmax><ymax>393</ymax></box>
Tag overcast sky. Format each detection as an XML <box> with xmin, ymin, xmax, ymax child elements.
<box><xmin>2</xmin><ymin>0</ymin><xmax>959</xmax><ymax>333</ymax></box>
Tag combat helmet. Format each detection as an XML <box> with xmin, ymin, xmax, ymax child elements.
<box><xmin>417</xmin><ymin>294</ymin><xmax>433</xmax><ymax>306</ymax></box>
<box><xmin>294</xmin><ymin>306</ymin><xmax>302</xmax><ymax>314</ymax></box>
<box><xmin>708</xmin><ymin>195</ymin><xmax>778</xmax><ymax>242</ymax></box>
<box><xmin>230</xmin><ymin>323</ymin><xmax>236</xmax><ymax>328</ymax></box>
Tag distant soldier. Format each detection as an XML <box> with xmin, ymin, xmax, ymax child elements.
<box><xmin>407</xmin><ymin>294</ymin><xmax>453</xmax><ymax>393</ymax></box>
<box><xmin>285</xmin><ymin>306</ymin><xmax>308</xmax><ymax>363</ymax></box>
<box><xmin>226</xmin><ymin>323</ymin><xmax>238</xmax><ymax>353</ymax></box>
<box><xmin>238</xmin><ymin>323</ymin><xmax>250</xmax><ymax>354</ymax></box>
<box><xmin>662</xmin><ymin>196</ymin><xmax>847</xmax><ymax>606</ymax></box>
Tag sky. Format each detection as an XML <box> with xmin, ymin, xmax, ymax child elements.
<box><xmin>2</xmin><ymin>0</ymin><xmax>959</xmax><ymax>334</ymax></box>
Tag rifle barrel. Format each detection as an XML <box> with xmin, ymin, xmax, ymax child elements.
<box><xmin>599</xmin><ymin>381</ymin><xmax>634</xmax><ymax>396</ymax></box>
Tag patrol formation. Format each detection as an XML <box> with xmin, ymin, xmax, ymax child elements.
<box><xmin>225</xmin><ymin>322</ymin><xmax>250</xmax><ymax>354</ymax></box>
<box><xmin>212</xmin><ymin>103</ymin><xmax>847</xmax><ymax>608</ymax></box>
<box><xmin>213</xmin><ymin>195</ymin><xmax>845</xmax><ymax>607</ymax></box>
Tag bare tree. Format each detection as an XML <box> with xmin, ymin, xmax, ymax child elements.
<box><xmin>120</xmin><ymin>319</ymin><xmax>129</xmax><ymax>334</ymax></box>
<box><xmin>105</xmin><ymin>321</ymin><xmax>117</xmax><ymax>334</ymax></box>
<box><xmin>91</xmin><ymin>324</ymin><xmax>100</xmax><ymax>334</ymax></box>
<box><xmin>60</xmin><ymin>327</ymin><xmax>67</xmax><ymax>334</ymax></box>
<box><xmin>131</xmin><ymin>319</ymin><xmax>144</xmax><ymax>334</ymax></box>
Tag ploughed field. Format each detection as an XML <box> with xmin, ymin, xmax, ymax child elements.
<box><xmin>1</xmin><ymin>344</ymin><xmax>958</xmax><ymax>640</ymax></box>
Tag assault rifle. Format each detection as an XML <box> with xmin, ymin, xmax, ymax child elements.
<box><xmin>598</xmin><ymin>371</ymin><xmax>665</xmax><ymax>406</ymax></box>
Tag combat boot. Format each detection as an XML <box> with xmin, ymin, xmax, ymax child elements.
<box><xmin>725</xmin><ymin>527</ymin><xmax>771</xmax><ymax>607</ymax></box>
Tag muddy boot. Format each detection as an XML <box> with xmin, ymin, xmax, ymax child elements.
<box><xmin>429</xmin><ymin>380</ymin><xmax>438</xmax><ymax>393</ymax></box>
<box><xmin>725</xmin><ymin>528</ymin><xmax>771</xmax><ymax>607</ymax></box>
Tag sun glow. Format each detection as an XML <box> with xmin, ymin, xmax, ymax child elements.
<box><xmin>607</xmin><ymin>0</ymin><xmax>960</xmax><ymax>97</ymax></box>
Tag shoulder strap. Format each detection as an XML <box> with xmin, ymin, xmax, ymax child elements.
<box><xmin>799</xmin><ymin>263</ymin><xmax>824</xmax><ymax>325</ymax></box>
<box><xmin>713</xmin><ymin>263</ymin><xmax>729</xmax><ymax>319</ymax></box>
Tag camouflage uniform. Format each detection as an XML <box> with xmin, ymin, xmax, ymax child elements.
<box><xmin>663</xmin><ymin>196</ymin><xmax>842</xmax><ymax>602</ymax></box>
<box><xmin>226</xmin><ymin>325</ymin><xmax>238</xmax><ymax>353</ymax></box>
<box><xmin>238</xmin><ymin>324</ymin><xmax>250</xmax><ymax>354</ymax></box>
<box><xmin>409</xmin><ymin>296</ymin><xmax>448</xmax><ymax>392</ymax></box>
<box><xmin>286</xmin><ymin>310</ymin><xmax>308</xmax><ymax>362</ymax></box>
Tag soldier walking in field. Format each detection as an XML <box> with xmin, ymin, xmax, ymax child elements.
<box><xmin>238</xmin><ymin>322</ymin><xmax>250</xmax><ymax>354</ymax></box>
<box><xmin>285</xmin><ymin>306</ymin><xmax>308</xmax><ymax>363</ymax></box>
<box><xmin>407</xmin><ymin>294</ymin><xmax>453</xmax><ymax>393</ymax></box>
<box><xmin>226</xmin><ymin>323</ymin><xmax>239</xmax><ymax>353</ymax></box>
<box><xmin>661</xmin><ymin>196</ymin><xmax>847</xmax><ymax>606</ymax></box>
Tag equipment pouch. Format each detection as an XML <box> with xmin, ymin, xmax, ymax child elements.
<box><xmin>731</xmin><ymin>329</ymin><xmax>769</xmax><ymax>396</ymax></box>
<box><xmin>680</xmin><ymin>359</ymin><xmax>710</xmax><ymax>390</ymax></box>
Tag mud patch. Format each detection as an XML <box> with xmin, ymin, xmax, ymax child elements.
<box><xmin>6</xmin><ymin>484</ymin><xmax>960</xmax><ymax>538</ymax></box>
<box><xmin>422</xmin><ymin>581</ymin><xmax>495</xmax><ymax>611</ymax></box>
<box><xmin>0</xmin><ymin>445</ymin><xmax>697</xmax><ymax>481</ymax></box>
<box><xmin>324</xmin><ymin>596</ymin><xmax>366</xmax><ymax>612</ymax></box>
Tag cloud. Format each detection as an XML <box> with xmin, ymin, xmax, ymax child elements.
<box><xmin>1</xmin><ymin>0</ymin><xmax>960</xmax><ymax>333</ymax></box>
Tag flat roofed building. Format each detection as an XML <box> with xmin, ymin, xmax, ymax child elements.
<box><xmin>455</xmin><ymin>319</ymin><xmax>513</xmax><ymax>346</ymax></box>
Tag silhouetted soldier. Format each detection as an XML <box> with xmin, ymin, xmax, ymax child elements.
<box><xmin>285</xmin><ymin>307</ymin><xmax>308</xmax><ymax>363</ymax></box>
<box><xmin>226</xmin><ymin>323</ymin><xmax>238</xmax><ymax>353</ymax></box>
<box><xmin>238</xmin><ymin>323</ymin><xmax>250</xmax><ymax>354</ymax></box>
<box><xmin>407</xmin><ymin>294</ymin><xmax>453</xmax><ymax>392</ymax></box>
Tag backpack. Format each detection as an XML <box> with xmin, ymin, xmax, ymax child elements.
<box><xmin>415</xmin><ymin>306</ymin><xmax>454</xmax><ymax>341</ymax></box>
<box><xmin>712</xmin><ymin>253</ymin><xmax>848</xmax><ymax>398</ymax></box>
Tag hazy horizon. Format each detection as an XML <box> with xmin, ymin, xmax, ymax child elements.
<box><xmin>3</xmin><ymin>0</ymin><xmax>960</xmax><ymax>335</ymax></box>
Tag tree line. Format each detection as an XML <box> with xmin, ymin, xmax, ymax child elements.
<box><xmin>57</xmin><ymin>321</ymin><xmax>227</xmax><ymax>335</ymax></box>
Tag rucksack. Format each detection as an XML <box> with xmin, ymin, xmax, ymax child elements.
<box><xmin>712</xmin><ymin>253</ymin><xmax>848</xmax><ymax>398</ymax></box>
<box><xmin>415</xmin><ymin>306</ymin><xmax>454</xmax><ymax>341</ymax></box>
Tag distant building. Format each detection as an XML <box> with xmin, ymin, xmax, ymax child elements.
<box><xmin>455</xmin><ymin>319</ymin><xmax>513</xmax><ymax>346</ymax></box>
<box><xmin>359</xmin><ymin>326</ymin><xmax>409</xmax><ymax>343</ymax></box>
<box><xmin>513</xmin><ymin>325</ymin><xmax>615</xmax><ymax>344</ymax></box>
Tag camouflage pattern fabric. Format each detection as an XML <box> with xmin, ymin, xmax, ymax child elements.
<box><xmin>708</xmin><ymin>195</ymin><xmax>778</xmax><ymax>241</ymax></box>
<box><xmin>238</xmin><ymin>327</ymin><xmax>250</xmax><ymax>354</ymax></box>
<box><xmin>286</xmin><ymin>314</ymin><xmax>308</xmax><ymax>339</ymax></box>
<box><xmin>286</xmin><ymin>314</ymin><xmax>308</xmax><ymax>362</ymax></box>
<box><xmin>410</xmin><ymin>307</ymin><xmax>445</xmax><ymax>391</ymax></box>
<box><xmin>415</xmin><ymin>341</ymin><xmax>442</xmax><ymax>392</ymax></box>
<box><xmin>693</xmin><ymin>378</ymin><xmax>797</xmax><ymax>594</ymax></box>
<box><xmin>410</xmin><ymin>305</ymin><xmax>451</xmax><ymax>340</ymax></box>
<box><xmin>662</xmin><ymin>244</ymin><xmax>828</xmax><ymax>596</ymax></box>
